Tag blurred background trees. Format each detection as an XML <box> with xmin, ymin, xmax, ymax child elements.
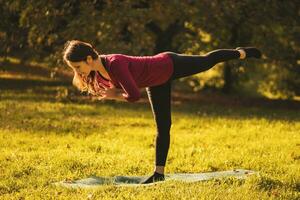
<box><xmin>0</xmin><ymin>0</ymin><xmax>299</xmax><ymax>99</ymax></box>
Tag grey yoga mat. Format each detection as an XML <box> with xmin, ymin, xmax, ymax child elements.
<box><xmin>53</xmin><ymin>169</ymin><xmax>257</xmax><ymax>188</ymax></box>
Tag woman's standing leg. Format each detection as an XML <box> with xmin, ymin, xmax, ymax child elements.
<box><xmin>141</xmin><ymin>80</ymin><xmax>172</xmax><ymax>184</ymax></box>
<box><xmin>166</xmin><ymin>47</ymin><xmax>261</xmax><ymax>80</ymax></box>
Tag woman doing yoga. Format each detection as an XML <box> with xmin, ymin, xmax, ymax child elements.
<box><xmin>62</xmin><ymin>40</ymin><xmax>261</xmax><ymax>184</ymax></box>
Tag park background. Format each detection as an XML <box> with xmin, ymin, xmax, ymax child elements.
<box><xmin>0</xmin><ymin>1</ymin><xmax>299</xmax><ymax>199</ymax></box>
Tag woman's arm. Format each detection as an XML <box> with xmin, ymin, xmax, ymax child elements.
<box><xmin>98</xmin><ymin>86</ymin><xmax>127</xmax><ymax>101</ymax></box>
<box><xmin>109</xmin><ymin>59</ymin><xmax>141</xmax><ymax>102</ymax></box>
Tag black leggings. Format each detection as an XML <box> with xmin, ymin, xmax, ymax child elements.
<box><xmin>146</xmin><ymin>49</ymin><xmax>240</xmax><ymax>166</ymax></box>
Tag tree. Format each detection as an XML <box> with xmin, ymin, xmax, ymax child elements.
<box><xmin>1</xmin><ymin>0</ymin><xmax>299</xmax><ymax>98</ymax></box>
<box><xmin>185</xmin><ymin>0</ymin><xmax>300</xmax><ymax>97</ymax></box>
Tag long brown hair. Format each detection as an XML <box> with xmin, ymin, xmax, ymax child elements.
<box><xmin>62</xmin><ymin>40</ymin><xmax>100</xmax><ymax>96</ymax></box>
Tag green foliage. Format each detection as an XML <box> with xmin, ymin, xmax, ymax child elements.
<box><xmin>185</xmin><ymin>0</ymin><xmax>300</xmax><ymax>97</ymax></box>
<box><xmin>1</xmin><ymin>0</ymin><xmax>299</xmax><ymax>98</ymax></box>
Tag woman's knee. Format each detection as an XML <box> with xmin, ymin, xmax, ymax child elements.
<box><xmin>157</xmin><ymin>119</ymin><xmax>172</xmax><ymax>132</ymax></box>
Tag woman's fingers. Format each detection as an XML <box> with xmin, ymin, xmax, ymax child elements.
<box><xmin>97</xmin><ymin>95</ymin><xmax>107</xmax><ymax>100</ymax></box>
<box><xmin>99</xmin><ymin>82</ymin><xmax>109</xmax><ymax>90</ymax></box>
<box><xmin>94</xmin><ymin>85</ymin><xmax>106</xmax><ymax>95</ymax></box>
<box><xmin>96</xmin><ymin>90</ymin><xmax>107</xmax><ymax>97</ymax></box>
<box><xmin>95</xmin><ymin>81</ymin><xmax>109</xmax><ymax>91</ymax></box>
<box><xmin>94</xmin><ymin>83</ymin><xmax>108</xmax><ymax>94</ymax></box>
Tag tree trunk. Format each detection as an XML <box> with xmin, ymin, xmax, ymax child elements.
<box><xmin>222</xmin><ymin>63</ymin><xmax>232</xmax><ymax>93</ymax></box>
<box><xmin>222</xmin><ymin>24</ymin><xmax>239</xmax><ymax>94</ymax></box>
<box><xmin>146</xmin><ymin>20</ymin><xmax>183</xmax><ymax>54</ymax></box>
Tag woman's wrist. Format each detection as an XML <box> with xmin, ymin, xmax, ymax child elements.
<box><xmin>108</xmin><ymin>90</ymin><xmax>126</xmax><ymax>101</ymax></box>
<box><xmin>115</xmin><ymin>92</ymin><xmax>126</xmax><ymax>100</ymax></box>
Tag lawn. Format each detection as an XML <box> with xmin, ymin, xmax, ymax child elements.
<box><xmin>0</xmin><ymin>63</ymin><xmax>299</xmax><ymax>199</ymax></box>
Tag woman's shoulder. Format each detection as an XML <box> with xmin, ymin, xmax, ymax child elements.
<box><xmin>101</xmin><ymin>54</ymin><xmax>129</xmax><ymax>70</ymax></box>
<box><xmin>102</xmin><ymin>53</ymin><xmax>128</xmax><ymax>59</ymax></box>
<box><xmin>102</xmin><ymin>54</ymin><xmax>130</xmax><ymax>63</ymax></box>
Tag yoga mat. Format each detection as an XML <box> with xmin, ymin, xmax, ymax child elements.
<box><xmin>53</xmin><ymin>169</ymin><xmax>257</xmax><ymax>188</ymax></box>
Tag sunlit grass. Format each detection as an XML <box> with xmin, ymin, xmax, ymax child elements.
<box><xmin>0</xmin><ymin>87</ymin><xmax>299</xmax><ymax>199</ymax></box>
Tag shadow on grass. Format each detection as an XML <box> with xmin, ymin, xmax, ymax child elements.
<box><xmin>0</xmin><ymin>78</ymin><xmax>70</xmax><ymax>90</ymax></box>
<box><xmin>0</xmin><ymin>60</ymin><xmax>72</xmax><ymax>80</ymax></box>
<box><xmin>1</xmin><ymin>88</ymin><xmax>299</xmax><ymax>137</ymax></box>
<box><xmin>0</xmin><ymin>65</ymin><xmax>299</xmax><ymax>136</ymax></box>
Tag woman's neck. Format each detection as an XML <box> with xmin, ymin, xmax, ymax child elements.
<box><xmin>94</xmin><ymin>57</ymin><xmax>111</xmax><ymax>80</ymax></box>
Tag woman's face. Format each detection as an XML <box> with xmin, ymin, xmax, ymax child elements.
<box><xmin>66</xmin><ymin>55</ymin><xmax>96</xmax><ymax>79</ymax></box>
<box><xmin>67</xmin><ymin>60</ymin><xmax>92</xmax><ymax>77</ymax></box>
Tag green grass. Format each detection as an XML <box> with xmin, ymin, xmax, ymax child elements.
<box><xmin>0</xmin><ymin>67</ymin><xmax>299</xmax><ymax>199</ymax></box>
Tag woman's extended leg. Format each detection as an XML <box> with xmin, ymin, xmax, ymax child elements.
<box><xmin>141</xmin><ymin>80</ymin><xmax>172</xmax><ymax>184</ymax></box>
<box><xmin>166</xmin><ymin>47</ymin><xmax>261</xmax><ymax>80</ymax></box>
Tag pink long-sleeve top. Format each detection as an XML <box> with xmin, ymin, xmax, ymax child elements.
<box><xmin>99</xmin><ymin>52</ymin><xmax>174</xmax><ymax>102</ymax></box>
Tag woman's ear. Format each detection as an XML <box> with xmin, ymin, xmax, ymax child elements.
<box><xmin>86</xmin><ymin>55</ymin><xmax>93</xmax><ymax>64</ymax></box>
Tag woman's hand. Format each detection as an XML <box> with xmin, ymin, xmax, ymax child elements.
<box><xmin>94</xmin><ymin>82</ymin><xmax>124</xmax><ymax>101</ymax></box>
<box><xmin>102</xmin><ymin>85</ymin><xmax>124</xmax><ymax>100</ymax></box>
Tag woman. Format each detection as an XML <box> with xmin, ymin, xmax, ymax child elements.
<box><xmin>62</xmin><ymin>40</ymin><xmax>261</xmax><ymax>184</ymax></box>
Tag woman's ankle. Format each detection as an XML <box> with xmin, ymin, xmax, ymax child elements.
<box><xmin>237</xmin><ymin>49</ymin><xmax>246</xmax><ymax>59</ymax></box>
<box><xmin>154</xmin><ymin>165</ymin><xmax>165</xmax><ymax>174</ymax></box>
<box><xmin>236</xmin><ymin>47</ymin><xmax>262</xmax><ymax>59</ymax></box>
